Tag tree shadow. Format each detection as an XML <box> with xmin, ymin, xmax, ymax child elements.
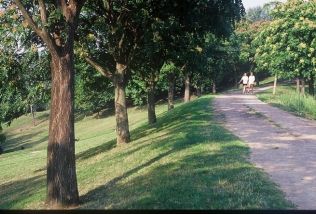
<box><xmin>79</xmin><ymin>140</ymin><xmax>292</xmax><ymax>209</ymax></box>
<box><xmin>77</xmin><ymin>97</ymin><xmax>292</xmax><ymax>209</ymax></box>
<box><xmin>0</xmin><ymin>175</ymin><xmax>45</xmax><ymax>209</ymax></box>
<box><xmin>76</xmin><ymin>138</ymin><xmax>117</xmax><ymax>160</ymax></box>
<box><xmin>3</xmin><ymin>130</ymin><xmax>47</xmax><ymax>154</ymax></box>
<box><xmin>35</xmin><ymin>112</ymin><xmax>50</xmax><ymax>121</ymax></box>
<box><xmin>75</xmin><ymin>97</ymin><xmax>211</xmax><ymax>161</ymax></box>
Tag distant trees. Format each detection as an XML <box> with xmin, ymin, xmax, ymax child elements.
<box><xmin>234</xmin><ymin>2</ymin><xmax>282</xmax><ymax>86</ymax></box>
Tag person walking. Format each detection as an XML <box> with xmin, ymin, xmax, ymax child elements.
<box><xmin>248</xmin><ymin>72</ymin><xmax>255</xmax><ymax>94</ymax></box>
<box><xmin>239</xmin><ymin>73</ymin><xmax>249</xmax><ymax>94</ymax></box>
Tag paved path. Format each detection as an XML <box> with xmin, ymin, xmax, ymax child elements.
<box><xmin>214</xmin><ymin>89</ymin><xmax>316</xmax><ymax>209</ymax></box>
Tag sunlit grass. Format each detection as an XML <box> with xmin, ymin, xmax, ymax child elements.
<box><xmin>257</xmin><ymin>85</ymin><xmax>316</xmax><ymax>120</ymax></box>
<box><xmin>0</xmin><ymin>96</ymin><xmax>294</xmax><ymax>209</ymax></box>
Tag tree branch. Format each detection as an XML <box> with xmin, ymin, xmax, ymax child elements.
<box><xmin>59</xmin><ymin>0</ymin><xmax>70</xmax><ymax>21</ymax></box>
<box><xmin>14</xmin><ymin>0</ymin><xmax>42</xmax><ymax>36</ymax></box>
<box><xmin>84</xmin><ymin>56</ymin><xmax>113</xmax><ymax>80</ymax></box>
<box><xmin>14</xmin><ymin>0</ymin><xmax>58</xmax><ymax>54</ymax></box>
<box><xmin>38</xmin><ymin>0</ymin><xmax>48</xmax><ymax>26</ymax></box>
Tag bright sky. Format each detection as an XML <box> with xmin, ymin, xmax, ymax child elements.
<box><xmin>242</xmin><ymin>0</ymin><xmax>286</xmax><ymax>10</ymax></box>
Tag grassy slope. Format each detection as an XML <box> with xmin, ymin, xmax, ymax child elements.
<box><xmin>257</xmin><ymin>84</ymin><xmax>316</xmax><ymax>120</ymax></box>
<box><xmin>0</xmin><ymin>96</ymin><xmax>293</xmax><ymax>209</ymax></box>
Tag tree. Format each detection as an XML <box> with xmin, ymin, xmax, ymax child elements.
<box><xmin>7</xmin><ymin>0</ymin><xmax>86</xmax><ymax>207</ymax></box>
<box><xmin>133</xmin><ymin>33</ymin><xmax>166</xmax><ymax>124</ymax></box>
<box><xmin>78</xmin><ymin>0</ymin><xmax>154</xmax><ymax>144</ymax></box>
<box><xmin>160</xmin><ymin>62</ymin><xmax>180</xmax><ymax>110</ymax></box>
<box><xmin>79</xmin><ymin>0</ymin><xmax>244</xmax><ymax>140</ymax></box>
<box><xmin>166</xmin><ymin>0</ymin><xmax>245</xmax><ymax>102</ymax></box>
<box><xmin>0</xmin><ymin>5</ymin><xmax>50</xmax><ymax>126</ymax></box>
<box><xmin>74</xmin><ymin>57</ymin><xmax>114</xmax><ymax>116</ymax></box>
<box><xmin>253</xmin><ymin>0</ymin><xmax>316</xmax><ymax>96</ymax></box>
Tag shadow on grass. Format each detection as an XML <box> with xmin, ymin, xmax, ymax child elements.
<box><xmin>0</xmin><ymin>175</ymin><xmax>45</xmax><ymax>209</ymax></box>
<box><xmin>3</xmin><ymin>130</ymin><xmax>47</xmax><ymax>154</ymax></box>
<box><xmin>75</xmin><ymin>98</ymin><xmax>210</xmax><ymax>161</ymax></box>
<box><xmin>79</xmin><ymin>141</ymin><xmax>291</xmax><ymax>209</ymax></box>
<box><xmin>76</xmin><ymin>139</ymin><xmax>117</xmax><ymax>160</ymax></box>
<box><xmin>0</xmin><ymin>96</ymin><xmax>293</xmax><ymax>209</ymax></box>
<box><xmin>78</xmin><ymin>97</ymin><xmax>293</xmax><ymax>209</ymax></box>
<box><xmin>35</xmin><ymin>112</ymin><xmax>50</xmax><ymax>121</ymax></box>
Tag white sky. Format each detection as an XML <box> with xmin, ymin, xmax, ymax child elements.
<box><xmin>242</xmin><ymin>0</ymin><xmax>286</xmax><ymax>10</ymax></box>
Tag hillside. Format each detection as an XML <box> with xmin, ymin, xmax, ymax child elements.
<box><xmin>0</xmin><ymin>96</ymin><xmax>292</xmax><ymax>209</ymax></box>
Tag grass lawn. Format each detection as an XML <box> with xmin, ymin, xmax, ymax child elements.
<box><xmin>257</xmin><ymin>84</ymin><xmax>316</xmax><ymax>120</ymax></box>
<box><xmin>0</xmin><ymin>95</ymin><xmax>294</xmax><ymax>209</ymax></box>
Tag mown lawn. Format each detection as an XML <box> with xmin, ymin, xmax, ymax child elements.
<box><xmin>257</xmin><ymin>84</ymin><xmax>316</xmax><ymax>120</ymax></box>
<box><xmin>0</xmin><ymin>95</ymin><xmax>294</xmax><ymax>209</ymax></box>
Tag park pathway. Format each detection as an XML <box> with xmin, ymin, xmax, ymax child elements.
<box><xmin>213</xmin><ymin>89</ymin><xmax>316</xmax><ymax>209</ymax></box>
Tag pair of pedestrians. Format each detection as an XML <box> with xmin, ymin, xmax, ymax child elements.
<box><xmin>239</xmin><ymin>72</ymin><xmax>255</xmax><ymax>94</ymax></box>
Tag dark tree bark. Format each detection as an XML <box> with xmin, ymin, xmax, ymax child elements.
<box><xmin>114</xmin><ymin>63</ymin><xmax>130</xmax><ymax>144</ymax></box>
<box><xmin>184</xmin><ymin>72</ymin><xmax>190</xmax><ymax>102</ymax></box>
<box><xmin>308</xmin><ymin>72</ymin><xmax>315</xmax><ymax>96</ymax></box>
<box><xmin>167</xmin><ymin>73</ymin><xmax>175</xmax><ymax>110</ymax></box>
<box><xmin>47</xmin><ymin>52</ymin><xmax>79</xmax><ymax>207</ymax></box>
<box><xmin>147</xmin><ymin>81</ymin><xmax>156</xmax><ymax>124</ymax></box>
<box><xmin>14</xmin><ymin>0</ymin><xmax>86</xmax><ymax>207</ymax></box>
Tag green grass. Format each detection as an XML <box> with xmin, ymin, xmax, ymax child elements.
<box><xmin>257</xmin><ymin>85</ymin><xmax>316</xmax><ymax>120</ymax></box>
<box><xmin>0</xmin><ymin>96</ymin><xmax>294</xmax><ymax>209</ymax></box>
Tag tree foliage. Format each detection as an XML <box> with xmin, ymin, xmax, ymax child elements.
<box><xmin>253</xmin><ymin>0</ymin><xmax>316</xmax><ymax>82</ymax></box>
<box><xmin>0</xmin><ymin>6</ymin><xmax>50</xmax><ymax>126</ymax></box>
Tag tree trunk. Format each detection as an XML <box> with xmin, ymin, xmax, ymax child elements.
<box><xmin>114</xmin><ymin>63</ymin><xmax>130</xmax><ymax>144</ymax></box>
<box><xmin>212</xmin><ymin>80</ymin><xmax>216</xmax><ymax>94</ymax></box>
<box><xmin>296</xmin><ymin>78</ymin><xmax>300</xmax><ymax>93</ymax></box>
<box><xmin>256</xmin><ymin>75</ymin><xmax>260</xmax><ymax>86</ymax></box>
<box><xmin>196</xmin><ymin>86</ymin><xmax>201</xmax><ymax>97</ymax></box>
<box><xmin>31</xmin><ymin>104</ymin><xmax>36</xmax><ymax>126</ymax></box>
<box><xmin>147</xmin><ymin>81</ymin><xmax>156</xmax><ymax>124</ymax></box>
<box><xmin>301</xmin><ymin>79</ymin><xmax>305</xmax><ymax>95</ymax></box>
<box><xmin>167</xmin><ymin>73</ymin><xmax>175</xmax><ymax>111</ymax></box>
<box><xmin>184</xmin><ymin>72</ymin><xmax>190</xmax><ymax>102</ymax></box>
<box><xmin>309</xmin><ymin>72</ymin><xmax>315</xmax><ymax>96</ymax></box>
<box><xmin>233</xmin><ymin>65</ymin><xmax>238</xmax><ymax>88</ymax></box>
<box><xmin>273</xmin><ymin>74</ymin><xmax>278</xmax><ymax>95</ymax></box>
<box><xmin>47</xmin><ymin>53</ymin><xmax>79</xmax><ymax>207</ymax></box>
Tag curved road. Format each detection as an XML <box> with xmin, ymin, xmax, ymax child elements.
<box><xmin>214</xmin><ymin>90</ymin><xmax>316</xmax><ymax>209</ymax></box>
